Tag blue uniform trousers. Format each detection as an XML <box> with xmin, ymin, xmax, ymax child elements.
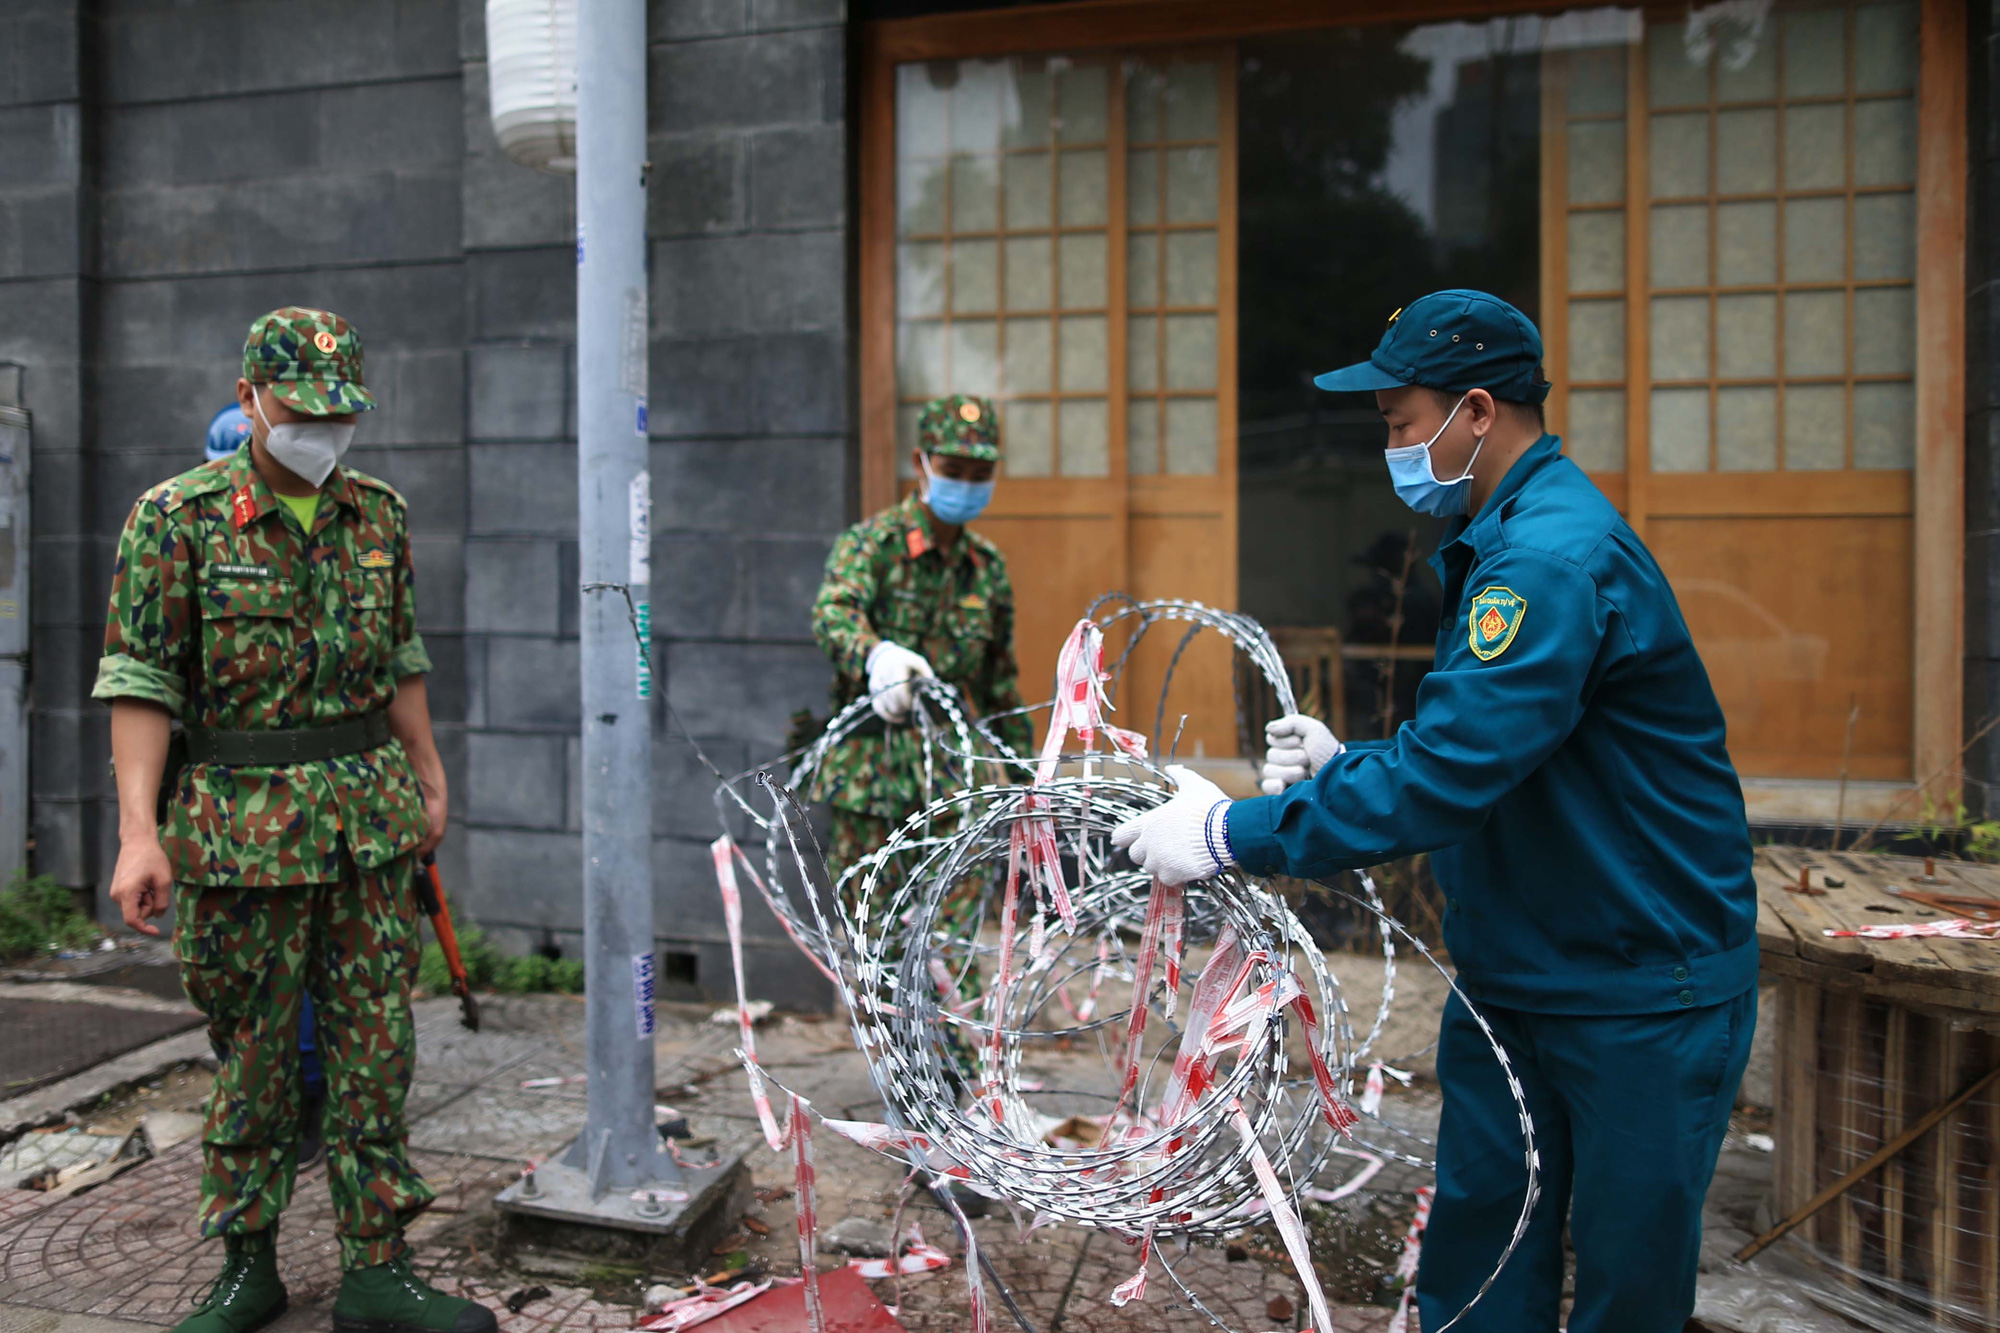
<box><xmin>1416</xmin><ymin>987</ymin><xmax>1754</xmax><ymax>1332</ymax></box>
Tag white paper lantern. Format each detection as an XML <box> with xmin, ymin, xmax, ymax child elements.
<box><xmin>486</xmin><ymin>0</ymin><xmax>578</xmax><ymax>174</ymax></box>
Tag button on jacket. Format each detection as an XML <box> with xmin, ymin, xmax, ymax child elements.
<box><xmin>93</xmin><ymin>447</ymin><xmax>432</xmax><ymax>887</ymax></box>
<box><xmin>1227</xmin><ymin>435</ymin><xmax>1758</xmax><ymax>1014</ymax></box>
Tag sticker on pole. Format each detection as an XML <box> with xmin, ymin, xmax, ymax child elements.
<box><xmin>635</xmin><ymin>600</ymin><xmax>653</xmax><ymax>700</ymax></box>
<box><xmin>629</xmin><ymin>470</ymin><xmax>652</xmax><ymax>586</ymax></box>
<box><xmin>632</xmin><ymin>951</ymin><xmax>658</xmax><ymax>1039</ymax></box>
<box><xmin>620</xmin><ymin>288</ymin><xmax>648</xmax><ymax>395</ymax></box>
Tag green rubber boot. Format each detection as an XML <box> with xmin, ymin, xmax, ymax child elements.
<box><xmin>170</xmin><ymin>1232</ymin><xmax>287</xmax><ymax>1333</ymax></box>
<box><xmin>331</xmin><ymin>1257</ymin><xmax>497</xmax><ymax>1333</ymax></box>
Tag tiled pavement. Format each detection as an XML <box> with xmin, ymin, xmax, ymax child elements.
<box><xmin>0</xmin><ymin>992</ymin><xmax>1424</xmax><ymax>1332</ymax></box>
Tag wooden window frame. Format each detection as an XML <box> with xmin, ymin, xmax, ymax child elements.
<box><xmin>860</xmin><ymin>0</ymin><xmax>1967</xmax><ymax>803</ymax></box>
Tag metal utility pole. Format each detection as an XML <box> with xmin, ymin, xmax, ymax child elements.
<box><xmin>564</xmin><ymin>0</ymin><xmax>662</xmax><ymax>1198</ymax></box>
<box><xmin>497</xmin><ymin>0</ymin><xmax>739</xmax><ymax>1248</ymax></box>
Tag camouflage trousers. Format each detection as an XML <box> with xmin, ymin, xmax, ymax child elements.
<box><xmin>172</xmin><ymin>850</ymin><xmax>434</xmax><ymax>1269</ymax></box>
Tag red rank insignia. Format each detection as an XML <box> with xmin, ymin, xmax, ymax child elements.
<box><xmin>905</xmin><ymin>527</ymin><xmax>928</xmax><ymax>558</ymax></box>
<box><xmin>230</xmin><ymin>485</ymin><xmax>258</xmax><ymax>530</ymax></box>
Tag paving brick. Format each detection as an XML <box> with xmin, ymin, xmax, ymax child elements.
<box><xmin>465</xmin><ymin>538</ymin><xmax>561</xmax><ymax>634</ymax></box>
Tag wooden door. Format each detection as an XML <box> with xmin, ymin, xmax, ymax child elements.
<box><xmin>1538</xmin><ymin>0</ymin><xmax>1963</xmax><ymax>794</ymax></box>
<box><xmin>866</xmin><ymin>50</ymin><xmax>1241</xmax><ymax>756</ymax></box>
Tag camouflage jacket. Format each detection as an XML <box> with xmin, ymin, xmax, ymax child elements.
<box><xmin>93</xmin><ymin>447</ymin><xmax>432</xmax><ymax>887</ymax></box>
<box><xmin>809</xmin><ymin>493</ymin><xmax>1034</xmax><ymax>819</ymax></box>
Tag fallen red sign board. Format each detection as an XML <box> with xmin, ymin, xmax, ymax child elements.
<box><xmin>696</xmin><ymin>1268</ymin><xmax>905</xmax><ymax>1333</ymax></box>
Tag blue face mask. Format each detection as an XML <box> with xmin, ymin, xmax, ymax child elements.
<box><xmin>921</xmin><ymin>456</ymin><xmax>995</xmax><ymax>526</ymax></box>
<box><xmin>1383</xmin><ymin>393</ymin><xmax>1484</xmax><ymax>517</ymax></box>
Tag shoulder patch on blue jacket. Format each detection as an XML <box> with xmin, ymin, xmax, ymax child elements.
<box><xmin>1469</xmin><ymin>585</ymin><xmax>1527</xmax><ymax>661</ymax></box>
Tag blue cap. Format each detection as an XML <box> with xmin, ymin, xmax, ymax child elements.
<box><xmin>1314</xmin><ymin>289</ymin><xmax>1550</xmax><ymax>404</ymax></box>
<box><xmin>205</xmin><ymin>403</ymin><xmax>251</xmax><ymax>461</ymax></box>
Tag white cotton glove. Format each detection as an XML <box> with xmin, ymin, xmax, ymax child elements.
<box><xmin>1111</xmin><ymin>765</ymin><xmax>1234</xmax><ymax>888</ymax></box>
<box><xmin>866</xmin><ymin>640</ymin><xmax>935</xmax><ymax>724</ymax></box>
<box><xmin>1261</xmin><ymin>713</ymin><xmax>1343</xmax><ymax>796</ymax></box>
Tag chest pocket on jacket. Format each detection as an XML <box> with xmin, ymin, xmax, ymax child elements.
<box><xmin>197</xmin><ymin>572</ymin><xmax>295</xmax><ymax>688</ymax></box>
<box><xmin>874</xmin><ymin>588</ymin><xmax>936</xmax><ymax>645</ymax></box>
<box><xmin>340</xmin><ymin>572</ymin><xmax>394</xmax><ymax>674</ymax></box>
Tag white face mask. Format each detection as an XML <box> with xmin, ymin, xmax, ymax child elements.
<box><xmin>250</xmin><ymin>387</ymin><xmax>354</xmax><ymax>489</ymax></box>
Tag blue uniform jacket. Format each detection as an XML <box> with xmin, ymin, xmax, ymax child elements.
<box><xmin>1227</xmin><ymin>435</ymin><xmax>1759</xmax><ymax>1015</ymax></box>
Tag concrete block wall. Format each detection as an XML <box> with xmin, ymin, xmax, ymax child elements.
<box><xmin>2</xmin><ymin>0</ymin><xmax>92</xmax><ymax>888</ymax></box>
<box><xmin>450</xmin><ymin>0</ymin><xmax>844</xmax><ymax>1008</ymax></box>
<box><xmin>12</xmin><ymin>0</ymin><xmax>843</xmax><ymax>1007</ymax></box>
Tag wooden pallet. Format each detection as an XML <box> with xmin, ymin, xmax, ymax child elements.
<box><xmin>1758</xmin><ymin>847</ymin><xmax>2000</xmax><ymax>1323</ymax></box>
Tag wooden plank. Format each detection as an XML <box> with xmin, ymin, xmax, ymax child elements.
<box><xmin>1759</xmin><ymin>950</ymin><xmax>2000</xmax><ymax>1018</ymax></box>
<box><xmin>872</xmin><ymin>0</ymin><xmax>1582</xmax><ymax>62</ymax></box>
<box><xmin>1933</xmin><ymin>1018</ymin><xmax>1961</xmax><ymax>1315</ymax></box>
<box><xmin>857</xmin><ymin>27</ymin><xmax>899</xmax><ymax>518</ymax></box>
<box><xmin>1757</xmin><ymin>848</ymin><xmax>1876</xmax><ymax>972</ymax></box>
<box><xmin>1538</xmin><ymin>51</ymin><xmax>1569</xmax><ymax>446</ymax></box>
<box><xmin>1773</xmin><ymin>978</ymin><xmax>1821</xmax><ymax>1218</ymax></box>
<box><xmin>1879</xmin><ymin>1003</ymin><xmax>1906</xmax><ymax>1287</ymax></box>
<box><xmin>1646</xmin><ymin>469</ymin><xmax>1913</xmax><ymax>517</ymax></box>
<box><xmin>1621</xmin><ymin>42</ymin><xmax>1649</xmax><ymax>539</ymax></box>
<box><xmin>1911</xmin><ymin>0</ymin><xmax>1969</xmax><ymax>805</ymax></box>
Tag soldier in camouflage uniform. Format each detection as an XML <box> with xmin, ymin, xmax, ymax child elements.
<box><xmin>810</xmin><ymin>395</ymin><xmax>1035</xmax><ymax>901</ymax></box>
<box><xmin>97</xmin><ymin>309</ymin><xmax>497</xmax><ymax>1333</ymax></box>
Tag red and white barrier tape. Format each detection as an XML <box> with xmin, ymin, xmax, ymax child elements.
<box><xmin>1825</xmin><ymin>917</ymin><xmax>2000</xmax><ymax>940</ymax></box>
<box><xmin>1386</xmin><ymin>1185</ymin><xmax>1436</xmax><ymax>1333</ymax></box>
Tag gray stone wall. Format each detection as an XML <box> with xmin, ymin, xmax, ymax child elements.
<box><xmin>2</xmin><ymin>0</ymin><xmax>93</xmax><ymax>888</ymax></box>
<box><xmin>7</xmin><ymin>0</ymin><xmax>844</xmax><ymax>1008</ymax></box>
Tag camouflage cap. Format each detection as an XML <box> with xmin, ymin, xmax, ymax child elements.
<box><xmin>241</xmin><ymin>307</ymin><xmax>376</xmax><ymax>416</ymax></box>
<box><xmin>917</xmin><ymin>394</ymin><xmax>1000</xmax><ymax>462</ymax></box>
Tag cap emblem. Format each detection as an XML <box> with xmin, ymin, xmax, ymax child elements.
<box><xmin>313</xmin><ymin>331</ymin><xmax>337</xmax><ymax>354</ymax></box>
<box><xmin>959</xmin><ymin>401</ymin><xmax>981</xmax><ymax>423</ymax></box>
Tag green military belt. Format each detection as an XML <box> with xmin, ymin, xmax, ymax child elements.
<box><xmin>184</xmin><ymin>710</ymin><xmax>393</xmax><ymax>766</ymax></box>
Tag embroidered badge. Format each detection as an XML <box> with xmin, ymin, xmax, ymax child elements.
<box><xmin>313</xmin><ymin>330</ymin><xmax>338</xmax><ymax>354</ymax></box>
<box><xmin>357</xmin><ymin>548</ymin><xmax>394</xmax><ymax>569</ymax></box>
<box><xmin>211</xmin><ymin>562</ymin><xmax>276</xmax><ymax>580</ymax></box>
<box><xmin>1468</xmin><ymin>585</ymin><xmax>1526</xmax><ymax>661</ymax></box>
<box><xmin>230</xmin><ymin>485</ymin><xmax>258</xmax><ymax>530</ymax></box>
<box><xmin>905</xmin><ymin>528</ymin><xmax>929</xmax><ymax>559</ymax></box>
<box><xmin>959</xmin><ymin>594</ymin><xmax>987</xmax><ymax>611</ymax></box>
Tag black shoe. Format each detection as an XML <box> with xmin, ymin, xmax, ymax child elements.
<box><xmin>297</xmin><ymin>1083</ymin><xmax>326</xmax><ymax>1172</ymax></box>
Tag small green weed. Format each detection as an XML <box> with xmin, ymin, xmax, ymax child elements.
<box><xmin>0</xmin><ymin>871</ymin><xmax>102</xmax><ymax>962</ymax></box>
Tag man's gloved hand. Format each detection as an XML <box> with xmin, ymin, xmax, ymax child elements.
<box><xmin>1261</xmin><ymin>713</ymin><xmax>1344</xmax><ymax>796</ymax></box>
<box><xmin>866</xmin><ymin>640</ymin><xmax>935</xmax><ymax>723</ymax></box>
<box><xmin>1111</xmin><ymin>765</ymin><xmax>1234</xmax><ymax>888</ymax></box>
